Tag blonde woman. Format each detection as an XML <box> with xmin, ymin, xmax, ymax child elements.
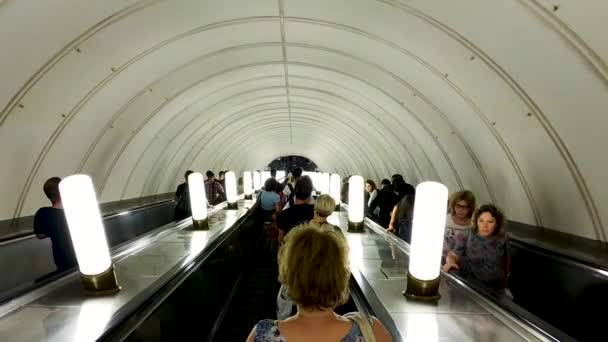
<box><xmin>443</xmin><ymin>191</ymin><xmax>476</xmax><ymax>260</ymax></box>
<box><xmin>248</xmin><ymin>225</ymin><xmax>392</xmax><ymax>341</ymax></box>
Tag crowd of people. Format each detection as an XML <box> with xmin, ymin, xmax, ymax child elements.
<box><xmin>31</xmin><ymin>168</ymin><xmax>510</xmax><ymax>341</ymax></box>
<box><xmin>362</xmin><ymin>174</ymin><xmax>510</xmax><ymax>291</ymax></box>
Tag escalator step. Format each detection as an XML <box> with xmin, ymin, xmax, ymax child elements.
<box><xmin>212</xmin><ymin>253</ymin><xmax>280</xmax><ymax>342</ymax></box>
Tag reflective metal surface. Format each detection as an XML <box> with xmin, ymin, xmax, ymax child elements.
<box><xmin>331</xmin><ymin>209</ymin><xmax>550</xmax><ymax>342</ymax></box>
<box><xmin>0</xmin><ymin>199</ymin><xmax>254</xmax><ymax>342</ymax></box>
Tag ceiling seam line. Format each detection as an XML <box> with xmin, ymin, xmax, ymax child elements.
<box><xmin>278</xmin><ymin>0</ymin><xmax>293</xmax><ymax>144</ymax></box>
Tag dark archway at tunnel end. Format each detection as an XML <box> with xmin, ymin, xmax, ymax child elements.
<box><xmin>267</xmin><ymin>155</ymin><xmax>319</xmax><ymax>173</ymax></box>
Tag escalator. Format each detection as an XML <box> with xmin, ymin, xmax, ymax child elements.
<box><xmin>0</xmin><ymin>195</ymin><xmax>177</xmax><ymax>304</ymax></box>
<box><xmin>210</xmin><ymin>233</ymin><xmax>281</xmax><ymax>341</ymax></box>
<box><xmin>103</xmin><ymin>215</ymin><xmax>367</xmax><ymax>342</ymax></box>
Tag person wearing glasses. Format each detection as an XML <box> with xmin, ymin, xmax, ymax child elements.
<box><xmin>442</xmin><ymin>191</ymin><xmax>476</xmax><ymax>262</ymax></box>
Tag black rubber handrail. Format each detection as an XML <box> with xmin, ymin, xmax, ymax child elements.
<box><xmin>97</xmin><ymin>203</ymin><xmax>257</xmax><ymax>342</ymax></box>
<box><xmin>509</xmin><ymin>237</ymin><xmax>608</xmax><ymax>274</ymax></box>
<box><xmin>0</xmin><ymin>197</ymin><xmax>175</xmax><ymax>244</ymax></box>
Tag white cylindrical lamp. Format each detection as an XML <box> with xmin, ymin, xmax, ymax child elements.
<box><xmin>403</xmin><ymin>181</ymin><xmax>448</xmax><ymax>301</ymax></box>
<box><xmin>225</xmin><ymin>171</ymin><xmax>238</xmax><ymax>209</ymax></box>
<box><xmin>188</xmin><ymin>172</ymin><xmax>209</xmax><ymax>230</ymax></box>
<box><xmin>320</xmin><ymin>172</ymin><xmax>330</xmax><ymax>194</ymax></box>
<box><xmin>59</xmin><ymin>175</ymin><xmax>120</xmax><ymax>295</ymax></box>
<box><xmin>276</xmin><ymin>170</ymin><xmax>286</xmax><ymax>183</ymax></box>
<box><xmin>253</xmin><ymin>171</ymin><xmax>261</xmax><ymax>192</ymax></box>
<box><xmin>347</xmin><ymin>175</ymin><xmax>365</xmax><ymax>232</ymax></box>
<box><xmin>243</xmin><ymin>171</ymin><xmax>253</xmax><ymax>200</ymax></box>
<box><xmin>261</xmin><ymin>170</ymin><xmax>271</xmax><ymax>186</ymax></box>
<box><xmin>329</xmin><ymin>173</ymin><xmax>341</xmax><ymax>209</ymax></box>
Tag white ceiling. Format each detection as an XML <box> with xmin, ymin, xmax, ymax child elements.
<box><xmin>1</xmin><ymin>0</ymin><xmax>607</xmax><ymax>241</ymax></box>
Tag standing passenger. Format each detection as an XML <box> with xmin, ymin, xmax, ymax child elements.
<box><xmin>364</xmin><ymin>180</ymin><xmax>378</xmax><ymax>217</ymax></box>
<box><xmin>369</xmin><ymin>179</ymin><xmax>397</xmax><ymax>229</ymax></box>
<box><xmin>259</xmin><ymin>178</ymin><xmax>281</xmax><ymax>222</ymax></box>
<box><xmin>34</xmin><ymin>177</ymin><xmax>78</xmax><ymax>272</ymax></box>
<box><xmin>173</xmin><ymin>170</ymin><xmax>194</xmax><ymax>221</ymax></box>
<box><xmin>442</xmin><ymin>191</ymin><xmax>476</xmax><ymax>261</ymax></box>
<box><xmin>276</xmin><ymin>176</ymin><xmax>315</xmax><ymax>242</ymax></box>
<box><xmin>443</xmin><ymin>204</ymin><xmax>510</xmax><ymax>289</ymax></box>
<box><xmin>205</xmin><ymin>171</ymin><xmax>225</xmax><ymax>205</ymax></box>
<box><xmin>248</xmin><ymin>225</ymin><xmax>392</xmax><ymax>341</ymax></box>
<box><xmin>282</xmin><ymin>167</ymin><xmax>303</xmax><ymax>208</ymax></box>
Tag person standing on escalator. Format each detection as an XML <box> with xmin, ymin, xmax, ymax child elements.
<box><xmin>173</xmin><ymin>170</ymin><xmax>194</xmax><ymax>221</ymax></box>
<box><xmin>34</xmin><ymin>177</ymin><xmax>78</xmax><ymax>272</ymax></box>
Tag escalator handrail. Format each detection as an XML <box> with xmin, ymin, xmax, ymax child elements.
<box><xmin>509</xmin><ymin>237</ymin><xmax>608</xmax><ymax>275</ymax></box>
<box><xmin>0</xmin><ymin>197</ymin><xmax>175</xmax><ymax>245</ymax></box>
<box><xmin>341</xmin><ymin>202</ymin><xmax>567</xmax><ymax>342</ymax></box>
<box><xmin>97</xmin><ymin>202</ymin><xmax>257</xmax><ymax>342</ymax></box>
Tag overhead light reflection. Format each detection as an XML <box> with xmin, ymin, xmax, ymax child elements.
<box><xmin>404</xmin><ymin>314</ymin><xmax>439</xmax><ymax>342</ymax></box>
<box><xmin>74</xmin><ymin>300</ymin><xmax>114</xmax><ymax>341</ymax></box>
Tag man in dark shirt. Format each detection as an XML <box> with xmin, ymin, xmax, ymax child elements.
<box><xmin>174</xmin><ymin>170</ymin><xmax>194</xmax><ymax>221</ymax></box>
<box><xmin>276</xmin><ymin>175</ymin><xmax>315</xmax><ymax>242</ymax></box>
<box><xmin>368</xmin><ymin>179</ymin><xmax>398</xmax><ymax>229</ymax></box>
<box><xmin>34</xmin><ymin>177</ymin><xmax>78</xmax><ymax>272</ymax></box>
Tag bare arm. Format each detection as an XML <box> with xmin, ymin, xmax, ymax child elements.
<box><xmin>372</xmin><ymin>317</ymin><xmax>393</xmax><ymax>342</ymax></box>
<box><xmin>246</xmin><ymin>326</ymin><xmax>256</xmax><ymax>342</ymax></box>
<box><xmin>387</xmin><ymin>205</ymin><xmax>398</xmax><ymax>233</ymax></box>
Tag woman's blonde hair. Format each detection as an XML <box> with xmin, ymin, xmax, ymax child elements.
<box><xmin>278</xmin><ymin>224</ymin><xmax>350</xmax><ymax>309</ymax></box>
<box><xmin>314</xmin><ymin>194</ymin><xmax>336</xmax><ymax>218</ymax></box>
<box><xmin>448</xmin><ymin>190</ymin><xmax>476</xmax><ymax>218</ymax></box>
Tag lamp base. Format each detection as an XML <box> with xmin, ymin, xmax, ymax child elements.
<box><xmin>244</xmin><ymin>194</ymin><xmax>253</xmax><ymax>200</ymax></box>
<box><xmin>81</xmin><ymin>266</ymin><xmax>121</xmax><ymax>296</ymax></box>
<box><xmin>347</xmin><ymin>221</ymin><xmax>364</xmax><ymax>232</ymax></box>
<box><xmin>403</xmin><ymin>271</ymin><xmax>441</xmax><ymax>302</ymax></box>
<box><xmin>192</xmin><ymin>218</ymin><xmax>209</xmax><ymax>230</ymax></box>
<box><xmin>226</xmin><ymin>202</ymin><xmax>238</xmax><ymax>210</ymax></box>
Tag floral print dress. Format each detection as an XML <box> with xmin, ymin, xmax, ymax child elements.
<box><xmin>253</xmin><ymin>317</ymin><xmax>371</xmax><ymax>342</ymax></box>
<box><xmin>442</xmin><ymin>214</ymin><xmax>472</xmax><ymax>260</ymax></box>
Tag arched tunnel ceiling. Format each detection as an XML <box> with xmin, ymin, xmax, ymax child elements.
<box><xmin>1</xmin><ymin>0</ymin><xmax>607</xmax><ymax>242</ymax></box>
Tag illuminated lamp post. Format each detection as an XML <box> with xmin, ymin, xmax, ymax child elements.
<box><xmin>188</xmin><ymin>172</ymin><xmax>209</xmax><ymax>230</ymax></box>
<box><xmin>329</xmin><ymin>173</ymin><xmax>341</xmax><ymax>210</ymax></box>
<box><xmin>403</xmin><ymin>181</ymin><xmax>448</xmax><ymax>302</ymax></box>
<box><xmin>320</xmin><ymin>172</ymin><xmax>330</xmax><ymax>194</ymax></box>
<box><xmin>225</xmin><ymin>171</ymin><xmax>238</xmax><ymax>210</ymax></box>
<box><xmin>253</xmin><ymin>171</ymin><xmax>261</xmax><ymax>193</ymax></box>
<box><xmin>59</xmin><ymin>175</ymin><xmax>120</xmax><ymax>295</ymax></box>
<box><xmin>261</xmin><ymin>170</ymin><xmax>271</xmax><ymax>186</ymax></box>
<box><xmin>276</xmin><ymin>170</ymin><xmax>286</xmax><ymax>183</ymax></box>
<box><xmin>347</xmin><ymin>175</ymin><xmax>365</xmax><ymax>232</ymax></box>
<box><xmin>243</xmin><ymin>171</ymin><xmax>253</xmax><ymax>200</ymax></box>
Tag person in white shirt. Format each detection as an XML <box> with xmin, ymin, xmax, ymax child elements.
<box><xmin>442</xmin><ymin>190</ymin><xmax>476</xmax><ymax>261</ymax></box>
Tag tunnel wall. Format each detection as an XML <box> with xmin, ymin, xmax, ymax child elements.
<box><xmin>0</xmin><ymin>0</ymin><xmax>606</xmax><ymax>241</ymax></box>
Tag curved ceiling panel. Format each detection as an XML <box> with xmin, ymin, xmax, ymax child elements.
<box><xmin>1</xmin><ymin>0</ymin><xmax>607</xmax><ymax>242</ymax></box>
